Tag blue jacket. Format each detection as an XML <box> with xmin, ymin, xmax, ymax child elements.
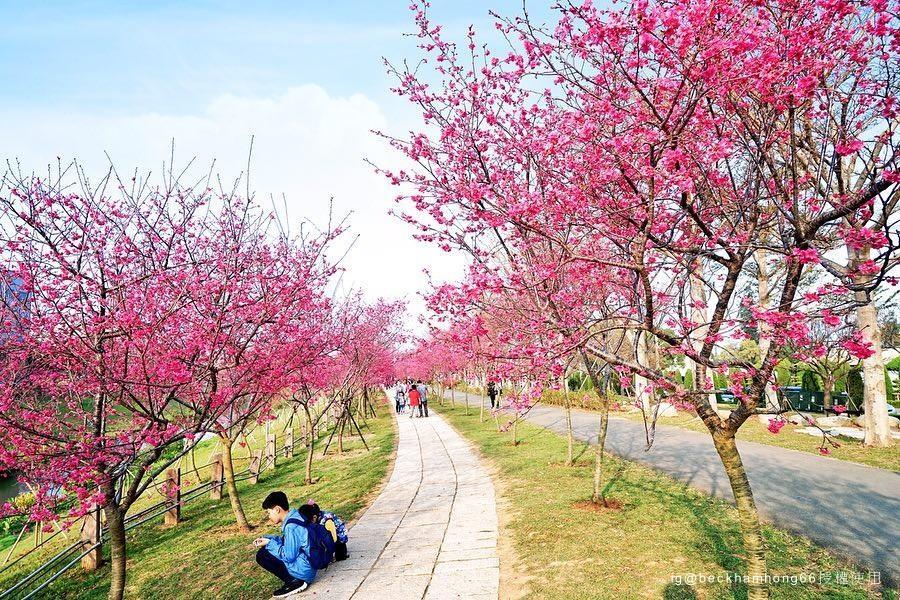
<box><xmin>264</xmin><ymin>509</ymin><xmax>317</xmax><ymax>582</ymax></box>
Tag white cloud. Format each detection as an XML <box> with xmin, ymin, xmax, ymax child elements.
<box><xmin>0</xmin><ymin>84</ymin><xmax>465</xmax><ymax>317</ymax></box>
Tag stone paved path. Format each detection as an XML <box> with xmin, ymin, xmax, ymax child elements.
<box><xmin>308</xmin><ymin>410</ymin><xmax>500</xmax><ymax>600</ymax></box>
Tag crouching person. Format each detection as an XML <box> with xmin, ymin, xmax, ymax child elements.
<box><xmin>253</xmin><ymin>491</ymin><xmax>317</xmax><ymax>598</ymax></box>
<box><xmin>303</xmin><ymin>502</ymin><xmax>349</xmax><ymax>562</ymax></box>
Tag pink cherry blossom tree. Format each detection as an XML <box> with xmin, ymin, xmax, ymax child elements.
<box><xmin>383</xmin><ymin>1</ymin><xmax>899</xmax><ymax>596</ymax></box>
<box><xmin>0</xmin><ymin>166</ymin><xmax>215</xmax><ymax>600</ymax></box>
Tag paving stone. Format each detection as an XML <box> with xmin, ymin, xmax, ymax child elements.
<box><xmin>307</xmin><ymin>409</ymin><xmax>500</xmax><ymax>599</ymax></box>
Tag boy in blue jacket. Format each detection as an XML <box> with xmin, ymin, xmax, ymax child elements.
<box><xmin>253</xmin><ymin>491</ymin><xmax>317</xmax><ymax>598</ymax></box>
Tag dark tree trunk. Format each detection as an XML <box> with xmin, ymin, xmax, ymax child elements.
<box><xmin>220</xmin><ymin>436</ymin><xmax>251</xmax><ymax>532</ymax></box>
<box><xmin>104</xmin><ymin>503</ymin><xmax>127</xmax><ymax>600</ymax></box>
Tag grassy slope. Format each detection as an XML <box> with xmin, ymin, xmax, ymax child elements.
<box><xmin>0</xmin><ymin>409</ymin><xmax>305</xmax><ymax>557</ymax></box>
<box><xmin>0</xmin><ymin>409</ymin><xmax>395</xmax><ymax>599</ymax></box>
<box><xmin>436</xmin><ymin>402</ymin><xmax>893</xmax><ymax>600</ymax></box>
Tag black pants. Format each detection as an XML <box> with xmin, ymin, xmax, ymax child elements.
<box><xmin>256</xmin><ymin>548</ymin><xmax>301</xmax><ymax>584</ymax></box>
<box><xmin>335</xmin><ymin>541</ymin><xmax>349</xmax><ymax>561</ymax></box>
<box><xmin>421</xmin><ymin>400</ymin><xmax>428</xmax><ymax>416</ymax></box>
<box><xmin>395</xmin><ymin>399</ymin><xmax>402</xmax><ymax>413</ymax></box>
<box><xmin>489</xmin><ymin>394</ymin><xmax>497</xmax><ymax>409</ymax></box>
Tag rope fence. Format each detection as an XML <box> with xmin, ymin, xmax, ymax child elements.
<box><xmin>0</xmin><ymin>420</ymin><xmax>332</xmax><ymax>600</ymax></box>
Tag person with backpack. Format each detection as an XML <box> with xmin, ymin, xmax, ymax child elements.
<box><xmin>487</xmin><ymin>380</ymin><xmax>498</xmax><ymax>409</ymax></box>
<box><xmin>304</xmin><ymin>502</ymin><xmax>350</xmax><ymax>562</ymax></box>
<box><xmin>253</xmin><ymin>491</ymin><xmax>330</xmax><ymax>597</ymax></box>
<box><xmin>407</xmin><ymin>384</ymin><xmax>421</xmax><ymax>418</ymax></box>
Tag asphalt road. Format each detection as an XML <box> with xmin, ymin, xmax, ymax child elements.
<box><xmin>449</xmin><ymin>392</ymin><xmax>900</xmax><ymax>585</ymax></box>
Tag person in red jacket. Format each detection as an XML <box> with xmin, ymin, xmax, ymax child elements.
<box><xmin>407</xmin><ymin>384</ymin><xmax>421</xmax><ymax>418</ymax></box>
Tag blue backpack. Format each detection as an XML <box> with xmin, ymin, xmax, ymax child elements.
<box><xmin>284</xmin><ymin>517</ymin><xmax>335</xmax><ymax>570</ymax></box>
<box><xmin>321</xmin><ymin>511</ymin><xmax>348</xmax><ymax>544</ymax></box>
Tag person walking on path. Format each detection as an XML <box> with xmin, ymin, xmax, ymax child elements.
<box><xmin>417</xmin><ymin>380</ymin><xmax>429</xmax><ymax>417</ymax></box>
<box><xmin>408</xmin><ymin>384</ymin><xmax>421</xmax><ymax>418</ymax></box>
<box><xmin>487</xmin><ymin>380</ymin><xmax>499</xmax><ymax>409</ymax></box>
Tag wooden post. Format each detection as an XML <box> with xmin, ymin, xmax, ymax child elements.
<box><xmin>164</xmin><ymin>468</ymin><xmax>181</xmax><ymax>526</ymax></box>
<box><xmin>249</xmin><ymin>451</ymin><xmax>262</xmax><ymax>484</ymax></box>
<box><xmin>265</xmin><ymin>433</ymin><xmax>277</xmax><ymax>471</ymax></box>
<box><xmin>210</xmin><ymin>453</ymin><xmax>224</xmax><ymax>500</ymax></box>
<box><xmin>285</xmin><ymin>430</ymin><xmax>294</xmax><ymax>459</ymax></box>
<box><xmin>80</xmin><ymin>509</ymin><xmax>102</xmax><ymax>571</ymax></box>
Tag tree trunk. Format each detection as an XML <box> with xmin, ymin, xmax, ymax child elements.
<box><xmin>105</xmin><ymin>504</ymin><xmax>127</xmax><ymax>600</ymax></box>
<box><xmin>563</xmin><ymin>378</ymin><xmax>574</xmax><ymax>467</ymax></box>
<box><xmin>690</xmin><ymin>263</ymin><xmax>719</xmax><ymax>410</ymax></box>
<box><xmin>754</xmin><ymin>249</ymin><xmax>777</xmax><ymax>411</ymax></box>
<box><xmin>220</xmin><ymin>436</ymin><xmax>250</xmax><ymax>532</ymax></box>
<box><xmin>712</xmin><ymin>432</ymin><xmax>769</xmax><ymax>600</ymax></box>
<box><xmin>855</xmin><ymin>290</ymin><xmax>893</xmax><ymax>447</ymax></box>
<box><xmin>304</xmin><ymin>405</ymin><xmax>315</xmax><ymax>484</ymax></box>
<box><xmin>581</xmin><ymin>351</ymin><xmax>611</xmax><ymax>505</ymax></box>
<box><xmin>823</xmin><ymin>378</ymin><xmax>834</xmax><ymax>411</ymax></box>
<box><xmin>634</xmin><ymin>331</ymin><xmax>650</xmax><ymax>407</ymax></box>
<box><xmin>592</xmin><ymin>404</ymin><xmax>609</xmax><ymax>504</ymax></box>
<box><xmin>464</xmin><ymin>388</ymin><xmax>469</xmax><ymax>416</ymax></box>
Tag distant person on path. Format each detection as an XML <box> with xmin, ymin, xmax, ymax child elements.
<box><xmin>408</xmin><ymin>384</ymin><xmax>421</xmax><ymax>418</ymax></box>
<box><xmin>487</xmin><ymin>380</ymin><xmax>499</xmax><ymax>409</ymax></box>
<box><xmin>394</xmin><ymin>384</ymin><xmax>406</xmax><ymax>414</ymax></box>
<box><xmin>417</xmin><ymin>380</ymin><xmax>429</xmax><ymax>417</ymax></box>
<box><xmin>253</xmin><ymin>491</ymin><xmax>317</xmax><ymax>597</ymax></box>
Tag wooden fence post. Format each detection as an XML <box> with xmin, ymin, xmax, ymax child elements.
<box><xmin>210</xmin><ymin>454</ymin><xmax>224</xmax><ymax>500</ymax></box>
<box><xmin>265</xmin><ymin>434</ymin><xmax>277</xmax><ymax>471</ymax></box>
<box><xmin>249</xmin><ymin>451</ymin><xmax>262</xmax><ymax>484</ymax></box>
<box><xmin>164</xmin><ymin>468</ymin><xmax>181</xmax><ymax>526</ymax></box>
<box><xmin>284</xmin><ymin>430</ymin><xmax>294</xmax><ymax>459</ymax></box>
<box><xmin>80</xmin><ymin>509</ymin><xmax>102</xmax><ymax>571</ymax></box>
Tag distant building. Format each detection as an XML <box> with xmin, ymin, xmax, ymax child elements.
<box><xmin>0</xmin><ymin>274</ymin><xmax>29</xmax><ymax>344</ymax></box>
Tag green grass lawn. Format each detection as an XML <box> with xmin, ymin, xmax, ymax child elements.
<box><xmin>435</xmin><ymin>403</ymin><xmax>894</xmax><ymax>600</ymax></box>
<box><xmin>0</xmin><ymin>408</ymin><xmax>395</xmax><ymax>599</ymax></box>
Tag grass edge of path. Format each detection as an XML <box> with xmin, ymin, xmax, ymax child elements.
<box><xmin>434</xmin><ymin>402</ymin><xmax>894</xmax><ymax>600</ymax></box>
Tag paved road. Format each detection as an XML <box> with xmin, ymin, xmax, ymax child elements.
<box><xmin>310</xmin><ymin>411</ymin><xmax>500</xmax><ymax>599</ymax></box>
<box><xmin>455</xmin><ymin>392</ymin><xmax>899</xmax><ymax>584</ymax></box>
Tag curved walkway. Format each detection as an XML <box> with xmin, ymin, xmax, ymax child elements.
<box><xmin>310</xmin><ymin>411</ymin><xmax>500</xmax><ymax>599</ymax></box>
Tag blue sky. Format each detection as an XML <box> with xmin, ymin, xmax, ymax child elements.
<box><xmin>0</xmin><ymin>1</ymin><xmax>518</xmax><ymax>114</ymax></box>
<box><xmin>0</xmin><ymin>1</ymin><xmax>555</xmax><ymax>312</ymax></box>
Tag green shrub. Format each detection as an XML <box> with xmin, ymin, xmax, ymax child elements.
<box><xmin>801</xmin><ymin>370</ymin><xmax>821</xmax><ymax>391</ymax></box>
<box><xmin>775</xmin><ymin>360</ymin><xmax>793</xmax><ymax>387</ymax></box>
<box><xmin>847</xmin><ymin>368</ymin><xmax>864</xmax><ymax>408</ymax></box>
<box><xmin>683</xmin><ymin>370</ymin><xmax>694</xmax><ymax>390</ymax></box>
<box><xmin>712</xmin><ymin>372</ymin><xmax>728</xmax><ymax>389</ymax></box>
<box><xmin>885</xmin><ymin>367</ymin><xmax>895</xmax><ymax>404</ymax></box>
